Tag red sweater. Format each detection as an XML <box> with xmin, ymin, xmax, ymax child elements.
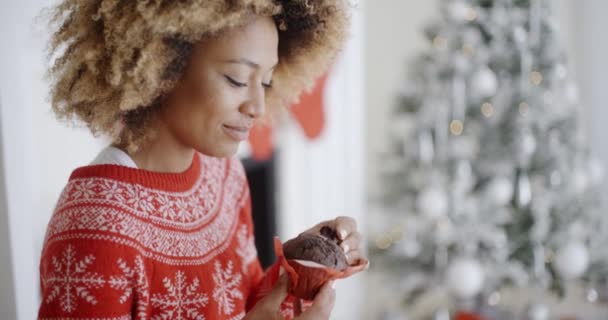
<box><xmin>38</xmin><ymin>153</ymin><xmax>292</xmax><ymax>319</ymax></box>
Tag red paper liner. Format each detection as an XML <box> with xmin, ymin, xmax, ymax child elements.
<box><xmin>273</xmin><ymin>236</ymin><xmax>368</xmax><ymax>300</ymax></box>
<box><xmin>455</xmin><ymin>311</ymin><xmax>487</xmax><ymax>320</ymax></box>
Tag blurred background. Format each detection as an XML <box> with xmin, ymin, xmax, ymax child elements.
<box><xmin>1</xmin><ymin>0</ymin><xmax>607</xmax><ymax>319</ymax></box>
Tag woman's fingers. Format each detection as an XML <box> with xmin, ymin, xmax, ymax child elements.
<box><xmin>339</xmin><ymin>230</ymin><xmax>361</xmax><ymax>256</ymax></box>
<box><xmin>344</xmin><ymin>248</ymin><xmax>365</xmax><ymax>265</ymax></box>
<box><xmin>263</xmin><ymin>272</ymin><xmax>289</xmax><ymax>308</ymax></box>
<box><xmin>247</xmin><ymin>272</ymin><xmax>288</xmax><ymax>319</ymax></box>
<box><xmin>303</xmin><ymin>216</ymin><xmax>357</xmax><ymax>241</ymax></box>
<box><xmin>333</xmin><ymin>216</ymin><xmax>357</xmax><ymax>241</ymax></box>
<box><xmin>297</xmin><ymin>281</ymin><xmax>336</xmax><ymax>320</ymax></box>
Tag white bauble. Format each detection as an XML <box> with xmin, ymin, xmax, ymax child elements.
<box><xmin>526</xmin><ymin>303</ymin><xmax>549</xmax><ymax>320</ymax></box>
<box><xmin>487</xmin><ymin>177</ymin><xmax>514</xmax><ymax>206</ymax></box>
<box><xmin>512</xmin><ymin>26</ymin><xmax>528</xmax><ymax>46</ymax></box>
<box><xmin>516</xmin><ymin>130</ymin><xmax>537</xmax><ymax>166</ymax></box>
<box><xmin>446</xmin><ymin>258</ymin><xmax>485</xmax><ymax>299</ymax></box>
<box><xmin>554</xmin><ymin>64</ymin><xmax>567</xmax><ymax>80</ymax></box>
<box><xmin>554</xmin><ymin>241</ymin><xmax>589</xmax><ymax>280</ymax></box>
<box><xmin>570</xmin><ymin>168</ymin><xmax>589</xmax><ymax>194</ymax></box>
<box><xmin>417</xmin><ymin>187</ymin><xmax>448</xmax><ymax>219</ymax></box>
<box><xmin>588</xmin><ymin>158</ymin><xmax>605</xmax><ymax>185</ymax></box>
<box><xmin>565</xmin><ymin>82</ymin><xmax>579</xmax><ymax>104</ymax></box>
<box><xmin>448</xmin><ymin>1</ymin><xmax>471</xmax><ymax>21</ymax></box>
<box><xmin>520</xmin><ymin>131</ymin><xmax>537</xmax><ymax>156</ymax></box>
<box><xmin>471</xmin><ymin>67</ymin><xmax>498</xmax><ymax>98</ymax></box>
<box><xmin>433</xmin><ymin>309</ymin><xmax>450</xmax><ymax>320</ymax></box>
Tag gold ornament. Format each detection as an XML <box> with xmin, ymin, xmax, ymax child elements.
<box><xmin>481</xmin><ymin>102</ymin><xmax>494</xmax><ymax>117</ymax></box>
<box><xmin>450</xmin><ymin>120</ymin><xmax>464</xmax><ymax>135</ymax></box>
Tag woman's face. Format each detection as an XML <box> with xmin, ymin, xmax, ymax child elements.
<box><xmin>160</xmin><ymin>15</ymin><xmax>278</xmax><ymax>158</ymax></box>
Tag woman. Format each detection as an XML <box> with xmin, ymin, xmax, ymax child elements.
<box><xmin>38</xmin><ymin>1</ymin><xmax>364</xmax><ymax>319</ymax></box>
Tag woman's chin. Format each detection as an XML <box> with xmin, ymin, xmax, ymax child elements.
<box><xmin>197</xmin><ymin>143</ymin><xmax>240</xmax><ymax>158</ymax></box>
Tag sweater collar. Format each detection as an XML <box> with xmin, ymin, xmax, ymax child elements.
<box><xmin>70</xmin><ymin>152</ymin><xmax>202</xmax><ymax>192</ymax></box>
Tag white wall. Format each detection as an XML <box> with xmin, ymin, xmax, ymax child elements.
<box><xmin>1</xmin><ymin>2</ymin><xmax>48</xmax><ymax>319</ymax></box>
<box><xmin>553</xmin><ymin>0</ymin><xmax>608</xmax><ymax>202</ymax></box>
<box><xmin>0</xmin><ymin>98</ymin><xmax>17</xmax><ymax>320</ymax></box>
<box><xmin>0</xmin><ymin>1</ymin><xmax>105</xmax><ymax>319</ymax></box>
<box><xmin>277</xmin><ymin>2</ymin><xmax>365</xmax><ymax>318</ymax></box>
<box><xmin>578</xmin><ymin>0</ymin><xmax>608</xmax><ymax>203</ymax></box>
<box><xmin>364</xmin><ymin>1</ymin><xmax>437</xmax><ymax>198</ymax></box>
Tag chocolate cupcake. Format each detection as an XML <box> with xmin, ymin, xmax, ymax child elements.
<box><xmin>277</xmin><ymin>226</ymin><xmax>362</xmax><ymax>301</ymax></box>
<box><xmin>282</xmin><ymin>228</ymin><xmax>348</xmax><ymax>270</ymax></box>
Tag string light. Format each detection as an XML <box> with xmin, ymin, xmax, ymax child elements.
<box><xmin>433</xmin><ymin>36</ymin><xmax>447</xmax><ymax>50</ymax></box>
<box><xmin>587</xmin><ymin>288</ymin><xmax>599</xmax><ymax>303</ymax></box>
<box><xmin>488</xmin><ymin>292</ymin><xmax>501</xmax><ymax>306</ymax></box>
<box><xmin>530</xmin><ymin>71</ymin><xmax>543</xmax><ymax>86</ymax></box>
<box><xmin>465</xmin><ymin>8</ymin><xmax>477</xmax><ymax>21</ymax></box>
<box><xmin>481</xmin><ymin>102</ymin><xmax>494</xmax><ymax>117</ymax></box>
<box><xmin>389</xmin><ymin>226</ymin><xmax>405</xmax><ymax>242</ymax></box>
<box><xmin>450</xmin><ymin>120</ymin><xmax>464</xmax><ymax>135</ymax></box>
<box><xmin>375</xmin><ymin>236</ymin><xmax>393</xmax><ymax>250</ymax></box>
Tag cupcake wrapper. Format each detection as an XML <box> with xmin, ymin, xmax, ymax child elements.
<box><xmin>273</xmin><ymin>236</ymin><xmax>369</xmax><ymax>300</ymax></box>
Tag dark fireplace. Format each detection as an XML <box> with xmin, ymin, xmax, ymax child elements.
<box><xmin>242</xmin><ymin>154</ymin><xmax>277</xmax><ymax>269</ymax></box>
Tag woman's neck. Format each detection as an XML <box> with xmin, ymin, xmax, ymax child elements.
<box><xmin>121</xmin><ymin>118</ymin><xmax>195</xmax><ymax>173</ymax></box>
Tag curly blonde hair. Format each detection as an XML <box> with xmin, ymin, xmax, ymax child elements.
<box><xmin>46</xmin><ymin>0</ymin><xmax>350</xmax><ymax>152</ymax></box>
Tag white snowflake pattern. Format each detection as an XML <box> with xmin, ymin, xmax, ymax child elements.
<box><xmin>151</xmin><ymin>271</ymin><xmax>209</xmax><ymax>320</ymax></box>
<box><xmin>187</xmin><ymin>195</ymin><xmax>200</xmax><ymax>210</ymax></box>
<box><xmin>108</xmin><ymin>255</ymin><xmax>150</xmax><ymax>320</ymax></box>
<box><xmin>175</xmin><ymin>198</ymin><xmax>192</xmax><ymax>222</ymax></box>
<box><xmin>71</xmin><ymin>180</ymin><xmax>97</xmax><ymax>200</ymax></box>
<box><xmin>212</xmin><ymin>261</ymin><xmax>243</xmax><ymax>316</ymax></box>
<box><xmin>235</xmin><ymin>225</ymin><xmax>257</xmax><ymax>274</ymax></box>
<box><xmin>196</xmin><ymin>186</ymin><xmax>215</xmax><ymax>212</ymax></box>
<box><xmin>125</xmin><ymin>185</ymin><xmax>155</xmax><ymax>213</ymax></box>
<box><xmin>99</xmin><ymin>180</ymin><xmax>126</xmax><ymax>202</ymax></box>
<box><xmin>43</xmin><ymin>245</ymin><xmax>106</xmax><ymax>313</ymax></box>
<box><xmin>157</xmin><ymin>194</ymin><xmax>177</xmax><ymax>220</ymax></box>
<box><xmin>187</xmin><ymin>195</ymin><xmax>206</xmax><ymax>219</ymax></box>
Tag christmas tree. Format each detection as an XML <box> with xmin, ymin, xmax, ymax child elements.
<box><xmin>371</xmin><ymin>0</ymin><xmax>608</xmax><ymax>318</ymax></box>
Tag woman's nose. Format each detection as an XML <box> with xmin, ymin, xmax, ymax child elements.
<box><xmin>241</xmin><ymin>86</ymin><xmax>265</xmax><ymax>119</ymax></box>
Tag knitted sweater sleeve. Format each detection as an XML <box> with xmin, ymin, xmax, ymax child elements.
<box><xmin>37</xmin><ymin>212</ymin><xmax>148</xmax><ymax>319</ymax></box>
<box><xmin>240</xmin><ymin>191</ymin><xmax>297</xmax><ymax>319</ymax></box>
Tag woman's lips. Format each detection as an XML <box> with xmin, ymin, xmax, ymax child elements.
<box><xmin>222</xmin><ymin>124</ymin><xmax>250</xmax><ymax>141</ymax></box>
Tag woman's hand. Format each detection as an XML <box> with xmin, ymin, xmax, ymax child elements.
<box><xmin>301</xmin><ymin>216</ymin><xmax>367</xmax><ymax>266</ymax></box>
<box><xmin>294</xmin><ymin>280</ymin><xmax>336</xmax><ymax>320</ymax></box>
<box><xmin>244</xmin><ymin>271</ymin><xmax>336</xmax><ymax>320</ymax></box>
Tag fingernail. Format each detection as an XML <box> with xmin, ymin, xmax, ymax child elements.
<box><xmin>365</xmin><ymin>260</ymin><xmax>371</xmax><ymax>270</ymax></box>
<box><xmin>330</xmin><ymin>281</ymin><xmax>336</xmax><ymax>289</ymax></box>
<box><xmin>339</xmin><ymin>229</ymin><xmax>347</xmax><ymax>240</ymax></box>
<box><xmin>342</xmin><ymin>244</ymin><xmax>350</xmax><ymax>253</ymax></box>
<box><xmin>279</xmin><ymin>266</ymin><xmax>285</xmax><ymax>276</ymax></box>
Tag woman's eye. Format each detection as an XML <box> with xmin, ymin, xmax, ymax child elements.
<box><xmin>225</xmin><ymin>75</ymin><xmax>272</xmax><ymax>90</ymax></box>
<box><xmin>224</xmin><ymin>75</ymin><xmax>247</xmax><ymax>88</ymax></box>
